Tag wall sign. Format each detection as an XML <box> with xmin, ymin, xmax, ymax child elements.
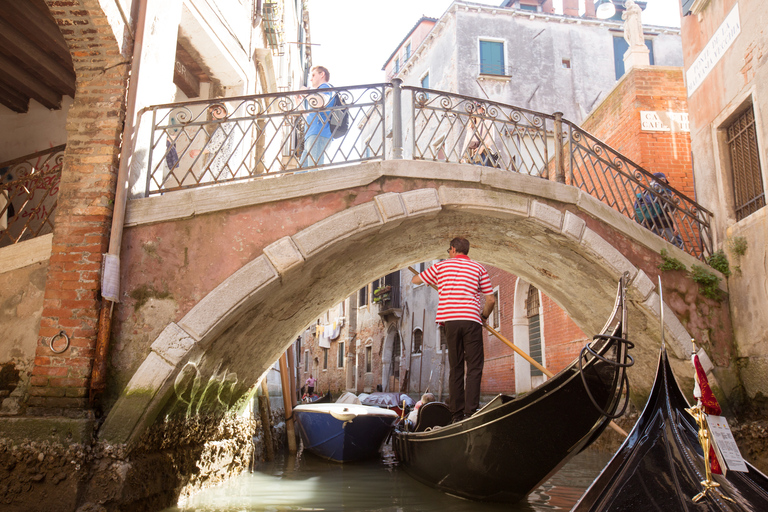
<box><xmin>686</xmin><ymin>4</ymin><xmax>741</xmax><ymax>96</ymax></box>
<box><xmin>640</xmin><ymin>111</ymin><xmax>690</xmax><ymax>132</ymax></box>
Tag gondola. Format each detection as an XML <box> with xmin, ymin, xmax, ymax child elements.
<box><xmin>571</xmin><ymin>347</ymin><xmax>768</xmax><ymax>511</ymax></box>
<box><xmin>392</xmin><ymin>274</ymin><xmax>634</xmax><ymax>502</ymax></box>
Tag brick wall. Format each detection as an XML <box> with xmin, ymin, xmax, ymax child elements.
<box><xmin>481</xmin><ymin>266</ymin><xmax>586</xmax><ymax>396</ymax></box>
<box><xmin>28</xmin><ymin>1</ymin><xmax>130</xmax><ymax>413</ymax></box>
<box><xmin>581</xmin><ymin>67</ymin><xmax>694</xmax><ymax>199</ymax></box>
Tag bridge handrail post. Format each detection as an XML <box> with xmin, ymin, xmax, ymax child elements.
<box><xmin>391</xmin><ymin>79</ymin><xmax>403</xmax><ymax>160</ymax></box>
<box><xmin>553</xmin><ymin>112</ymin><xmax>565</xmax><ymax>184</ymax></box>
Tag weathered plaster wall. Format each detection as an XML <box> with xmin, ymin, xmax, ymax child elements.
<box><xmin>0</xmin><ymin>97</ymin><xmax>72</xmax><ymax>162</ymax></box>
<box><xmin>0</xmin><ymin>260</ymin><xmax>48</xmax><ymax>415</ymax></box>
<box><xmin>0</xmin><ymin>235</ymin><xmax>53</xmax><ymax>416</ymax></box>
<box><xmin>679</xmin><ymin>0</ymin><xmax>768</xmax><ymax>400</ymax></box>
<box><xmin>397</xmin><ymin>5</ymin><xmax>683</xmax><ymax>124</ymax></box>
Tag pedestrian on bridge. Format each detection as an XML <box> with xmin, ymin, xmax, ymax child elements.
<box><xmin>461</xmin><ymin>103</ymin><xmax>499</xmax><ymax>168</ymax></box>
<box><xmin>412</xmin><ymin>237</ymin><xmax>495</xmax><ymax>422</ymax></box>
<box><xmin>298</xmin><ymin>66</ymin><xmax>334</xmax><ymax>168</ymax></box>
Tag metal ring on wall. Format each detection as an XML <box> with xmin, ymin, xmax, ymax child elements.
<box><xmin>49</xmin><ymin>330</ymin><xmax>70</xmax><ymax>354</ymax></box>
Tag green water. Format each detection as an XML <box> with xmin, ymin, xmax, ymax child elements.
<box><xmin>162</xmin><ymin>446</ymin><xmax>613</xmax><ymax>511</ymax></box>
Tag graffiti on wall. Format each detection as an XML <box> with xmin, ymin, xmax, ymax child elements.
<box><xmin>171</xmin><ymin>358</ymin><xmax>239</xmax><ymax>418</ymax></box>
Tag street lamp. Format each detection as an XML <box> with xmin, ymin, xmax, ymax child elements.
<box><xmin>595</xmin><ymin>0</ymin><xmax>616</xmax><ymax>19</ymax></box>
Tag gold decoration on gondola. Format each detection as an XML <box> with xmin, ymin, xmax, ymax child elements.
<box><xmin>685</xmin><ymin>339</ymin><xmax>734</xmax><ymax>504</ymax></box>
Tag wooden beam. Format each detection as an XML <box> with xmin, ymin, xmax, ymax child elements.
<box><xmin>0</xmin><ymin>17</ymin><xmax>76</xmax><ymax>97</ymax></box>
<box><xmin>0</xmin><ymin>81</ymin><xmax>29</xmax><ymax>113</ymax></box>
<box><xmin>0</xmin><ymin>53</ymin><xmax>61</xmax><ymax>109</ymax></box>
<box><xmin>0</xmin><ymin>0</ymin><xmax>73</xmax><ymax>66</ymax></box>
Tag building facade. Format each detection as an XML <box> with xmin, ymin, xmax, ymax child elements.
<box><xmin>385</xmin><ymin>0</ymin><xmax>683</xmax><ymax>124</ymax></box>
<box><xmin>678</xmin><ymin>0</ymin><xmax>768</xmax><ymax>400</ymax></box>
<box><xmin>0</xmin><ymin>0</ymin><xmax>310</xmax><ymax>416</ymax></box>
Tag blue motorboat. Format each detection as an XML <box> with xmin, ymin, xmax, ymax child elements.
<box><xmin>294</xmin><ymin>402</ymin><xmax>399</xmax><ymax>462</ymax></box>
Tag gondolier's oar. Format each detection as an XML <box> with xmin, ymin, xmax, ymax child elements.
<box><xmin>407</xmin><ymin>266</ymin><xmax>627</xmax><ymax>437</ymax></box>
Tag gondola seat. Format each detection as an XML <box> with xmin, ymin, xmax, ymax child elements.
<box><xmin>414</xmin><ymin>402</ymin><xmax>452</xmax><ymax>432</ymax></box>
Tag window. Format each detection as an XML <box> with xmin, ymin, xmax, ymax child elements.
<box><xmin>358</xmin><ymin>285</ymin><xmax>368</xmax><ymax>306</ymax></box>
<box><xmin>612</xmin><ymin>36</ymin><xmax>655</xmax><ymax>80</ymax></box>
<box><xmin>488</xmin><ymin>288</ymin><xmax>500</xmax><ymax>329</ymax></box>
<box><xmin>323</xmin><ymin>347</ymin><xmax>328</xmax><ymax>370</ymax></box>
<box><xmin>561</xmin><ymin>59</ymin><xmax>571</xmax><ymax>69</ymax></box>
<box><xmin>304</xmin><ymin>350</ymin><xmax>308</xmax><ymax>373</ymax></box>
<box><xmin>412</xmin><ymin>329</ymin><xmax>423</xmax><ymax>354</ymax></box>
<box><xmin>526</xmin><ymin>286</ymin><xmax>543</xmax><ymax>377</ymax></box>
<box><xmin>479</xmin><ymin>40</ymin><xmax>505</xmax><ymax>76</ymax></box>
<box><xmin>421</xmin><ymin>72</ymin><xmax>429</xmax><ymax>90</ymax></box>
<box><xmin>726</xmin><ymin>104</ymin><xmax>765</xmax><ymax>220</ymax></box>
<box><xmin>365</xmin><ymin>346</ymin><xmax>372</xmax><ymax>373</ymax></box>
<box><xmin>392</xmin><ymin>332</ymin><xmax>401</xmax><ymax>379</ymax></box>
<box><xmin>337</xmin><ymin>341</ymin><xmax>345</xmax><ymax>368</ymax></box>
<box><xmin>405</xmin><ymin>42</ymin><xmax>412</xmax><ymax>61</ymax></box>
<box><xmin>519</xmin><ymin>4</ymin><xmax>537</xmax><ymax>12</ymax></box>
<box><xmin>395</xmin><ymin>57</ymin><xmax>400</xmax><ymax>74</ymax></box>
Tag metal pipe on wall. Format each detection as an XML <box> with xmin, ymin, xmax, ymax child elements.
<box><xmin>91</xmin><ymin>0</ymin><xmax>147</xmax><ymax>403</ymax></box>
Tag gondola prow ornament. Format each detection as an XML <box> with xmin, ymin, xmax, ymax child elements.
<box><xmin>685</xmin><ymin>339</ymin><xmax>734</xmax><ymax>503</ymax></box>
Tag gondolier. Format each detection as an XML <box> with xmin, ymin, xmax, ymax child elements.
<box><xmin>412</xmin><ymin>237</ymin><xmax>495</xmax><ymax>422</ymax></box>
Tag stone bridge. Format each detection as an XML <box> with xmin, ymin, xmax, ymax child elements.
<box><xmin>100</xmin><ymin>159</ymin><xmax>732</xmax><ymax>446</ymax></box>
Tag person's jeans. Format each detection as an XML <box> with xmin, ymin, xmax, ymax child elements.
<box><xmin>655</xmin><ymin>226</ymin><xmax>684</xmax><ymax>248</ymax></box>
<box><xmin>300</xmin><ymin>134</ymin><xmax>331</xmax><ymax>168</ymax></box>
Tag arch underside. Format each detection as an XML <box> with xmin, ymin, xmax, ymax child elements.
<box><xmin>101</xmin><ymin>170</ymin><xmax>699</xmax><ymax>446</ymax></box>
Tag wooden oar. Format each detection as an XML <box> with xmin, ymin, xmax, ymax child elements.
<box><xmin>407</xmin><ymin>266</ymin><xmax>628</xmax><ymax>437</ymax></box>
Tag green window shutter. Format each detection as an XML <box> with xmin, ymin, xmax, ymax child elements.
<box><xmin>480</xmin><ymin>40</ymin><xmax>504</xmax><ymax>75</ymax></box>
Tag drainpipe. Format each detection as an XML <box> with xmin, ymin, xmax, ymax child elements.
<box><xmin>90</xmin><ymin>0</ymin><xmax>147</xmax><ymax>404</ymax></box>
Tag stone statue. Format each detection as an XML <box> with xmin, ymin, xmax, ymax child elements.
<box><xmin>622</xmin><ymin>0</ymin><xmax>644</xmax><ymax>47</ymax></box>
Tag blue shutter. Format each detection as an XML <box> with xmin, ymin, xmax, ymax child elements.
<box><xmin>480</xmin><ymin>40</ymin><xmax>504</xmax><ymax>75</ymax></box>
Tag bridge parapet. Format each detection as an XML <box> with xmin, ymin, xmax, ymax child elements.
<box><xmin>139</xmin><ymin>83</ymin><xmax>712</xmax><ymax>259</ymax></box>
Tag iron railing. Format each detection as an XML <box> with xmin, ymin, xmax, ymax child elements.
<box><xmin>0</xmin><ymin>145</ymin><xmax>64</xmax><ymax>247</ymax></box>
<box><xmin>144</xmin><ymin>83</ymin><xmax>387</xmax><ymax>195</ymax></box>
<box><xmin>0</xmin><ymin>86</ymin><xmax>712</xmax><ymax>259</ymax></box>
<box><xmin>403</xmin><ymin>86</ymin><xmax>712</xmax><ymax>259</ymax></box>
<box><xmin>566</xmin><ymin>124</ymin><xmax>713</xmax><ymax>259</ymax></box>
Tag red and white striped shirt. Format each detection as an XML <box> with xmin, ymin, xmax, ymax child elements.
<box><xmin>419</xmin><ymin>255</ymin><xmax>493</xmax><ymax>324</ymax></box>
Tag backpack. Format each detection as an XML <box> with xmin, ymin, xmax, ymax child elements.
<box><xmin>327</xmin><ymin>86</ymin><xmax>350</xmax><ymax>139</ymax></box>
<box><xmin>634</xmin><ymin>192</ymin><xmax>664</xmax><ymax>223</ymax></box>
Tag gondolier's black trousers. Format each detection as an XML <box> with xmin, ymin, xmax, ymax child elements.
<box><xmin>444</xmin><ymin>320</ymin><xmax>484</xmax><ymax>421</ymax></box>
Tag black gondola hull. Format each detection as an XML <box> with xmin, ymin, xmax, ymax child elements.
<box><xmin>393</xmin><ymin>343</ymin><xmax>622</xmax><ymax>502</ymax></box>
<box><xmin>572</xmin><ymin>348</ymin><xmax>768</xmax><ymax>511</ymax></box>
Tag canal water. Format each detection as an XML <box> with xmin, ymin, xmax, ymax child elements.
<box><xmin>162</xmin><ymin>445</ymin><xmax>613</xmax><ymax>511</ymax></box>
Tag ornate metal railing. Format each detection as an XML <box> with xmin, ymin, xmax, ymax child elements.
<box><xmin>141</xmin><ymin>82</ymin><xmax>712</xmax><ymax>259</ymax></box>
<box><xmin>566</xmin><ymin>125</ymin><xmax>712</xmax><ymax>259</ymax></box>
<box><xmin>144</xmin><ymin>83</ymin><xmax>387</xmax><ymax>195</ymax></box>
<box><xmin>0</xmin><ymin>145</ymin><xmax>64</xmax><ymax>247</ymax></box>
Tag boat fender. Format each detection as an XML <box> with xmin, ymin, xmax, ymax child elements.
<box><xmin>330</xmin><ymin>407</ymin><xmax>357</xmax><ymax>423</ymax></box>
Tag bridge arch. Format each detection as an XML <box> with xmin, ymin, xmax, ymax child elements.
<box><xmin>100</xmin><ymin>161</ymin><xmax>719</xmax><ymax>445</ymax></box>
